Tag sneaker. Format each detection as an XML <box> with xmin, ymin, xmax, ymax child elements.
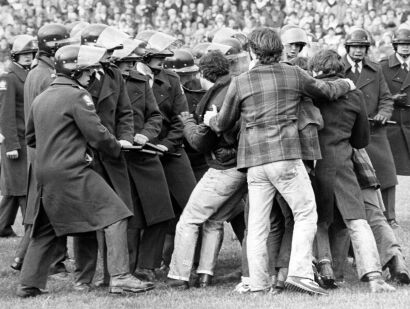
<box><xmin>165</xmin><ymin>278</ymin><xmax>189</xmax><ymax>290</ymax></box>
<box><xmin>73</xmin><ymin>282</ymin><xmax>91</xmax><ymax>292</ymax></box>
<box><xmin>109</xmin><ymin>274</ymin><xmax>154</xmax><ymax>294</ymax></box>
<box><xmin>234</xmin><ymin>277</ymin><xmax>250</xmax><ymax>294</ymax></box>
<box><xmin>369</xmin><ymin>278</ymin><xmax>396</xmax><ymax>293</ymax></box>
<box><xmin>285</xmin><ymin>276</ymin><xmax>328</xmax><ymax>295</ymax></box>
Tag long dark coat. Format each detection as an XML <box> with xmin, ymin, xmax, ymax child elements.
<box><xmin>343</xmin><ymin>56</ymin><xmax>397</xmax><ymax>189</ymax></box>
<box><xmin>313</xmin><ymin>74</ymin><xmax>370</xmax><ymax>224</ymax></box>
<box><xmin>380</xmin><ymin>54</ymin><xmax>410</xmax><ymax>175</ymax></box>
<box><xmin>23</xmin><ymin>56</ymin><xmax>56</xmax><ymax>224</ymax></box>
<box><xmin>0</xmin><ymin>62</ymin><xmax>28</xmax><ymax>196</ymax></box>
<box><xmin>123</xmin><ymin>71</ymin><xmax>174</xmax><ymax>227</ymax></box>
<box><xmin>152</xmin><ymin>69</ymin><xmax>196</xmax><ymax>209</ymax></box>
<box><xmin>87</xmin><ymin>64</ymin><xmax>134</xmax><ymax>209</ymax></box>
<box><xmin>26</xmin><ymin>76</ymin><xmax>132</xmax><ymax>236</ymax></box>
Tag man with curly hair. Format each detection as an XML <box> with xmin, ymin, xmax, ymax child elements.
<box><xmin>204</xmin><ymin>28</ymin><xmax>356</xmax><ymax>295</ymax></box>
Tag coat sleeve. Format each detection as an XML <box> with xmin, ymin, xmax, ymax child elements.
<box><xmin>299</xmin><ymin>68</ymin><xmax>350</xmax><ymax>101</ymax></box>
<box><xmin>73</xmin><ymin>92</ymin><xmax>121</xmax><ymax>158</ymax></box>
<box><xmin>376</xmin><ymin>67</ymin><xmax>394</xmax><ymax>119</ymax></box>
<box><xmin>140</xmin><ymin>80</ymin><xmax>162</xmax><ymax>141</ymax></box>
<box><xmin>159</xmin><ymin>75</ymin><xmax>188</xmax><ymax>152</ymax></box>
<box><xmin>209</xmin><ymin>78</ymin><xmax>241</xmax><ymax>133</ymax></box>
<box><xmin>183</xmin><ymin>116</ymin><xmax>218</xmax><ymax>153</ymax></box>
<box><xmin>350</xmin><ymin>90</ymin><xmax>370</xmax><ymax>149</ymax></box>
<box><xmin>25</xmin><ymin>105</ymin><xmax>36</xmax><ymax>148</ymax></box>
<box><xmin>115</xmin><ymin>74</ymin><xmax>134</xmax><ymax>143</ymax></box>
<box><xmin>0</xmin><ymin>74</ymin><xmax>21</xmax><ymax>152</ymax></box>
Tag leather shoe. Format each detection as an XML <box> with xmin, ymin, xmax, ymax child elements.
<box><xmin>166</xmin><ymin>278</ymin><xmax>189</xmax><ymax>290</ymax></box>
<box><xmin>16</xmin><ymin>285</ymin><xmax>44</xmax><ymax>298</ymax></box>
<box><xmin>388</xmin><ymin>219</ymin><xmax>399</xmax><ymax>229</ymax></box>
<box><xmin>73</xmin><ymin>282</ymin><xmax>91</xmax><ymax>292</ymax></box>
<box><xmin>317</xmin><ymin>260</ymin><xmax>337</xmax><ymax>289</ymax></box>
<box><xmin>388</xmin><ymin>255</ymin><xmax>410</xmax><ymax>284</ymax></box>
<box><xmin>367</xmin><ymin>274</ymin><xmax>395</xmax><ymax>293</ymax></box>
<box><xmin>195</xmin><ymin>274</ymin><xmax>212</xmax><ymax>288</ymax></box>
<box><xmin>134</xmin><ymin>268</ymin><xmax>156</xmax><ymax>282</ymax></box>
<box><xmin>11</xmin><ymin>257</ymin><xmax>23</xmax><ymax>271</ymax></box>
<box><xmin>109</xmin><ymin>274</ymin><xmax>154</xmax><ymax>294</ymax></box>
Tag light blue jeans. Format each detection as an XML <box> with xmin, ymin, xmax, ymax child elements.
<box><xmin>247</xmin><ymin>159</ymin><xmax>317</xmax><ymax>291</ymax></box>
<box><xmin>168</xmin><ymin>167</ymin><xmax>247</xmax><ymax>281</ymax></box>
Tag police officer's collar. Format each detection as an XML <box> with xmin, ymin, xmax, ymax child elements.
<box><xmin>393</xmin><ymin>53</ymin><xmax>410</xmax><ymax>68</ymax></box>
<box><xmin>154</xmin><ymin>69</ymin><xmax>171</xmax><ymax>88</ymax></box>
<box><xmin>8</xmin><ymin>61</ymin><xmax>28</xmax><ymax>82</ymax></box>
<box><xmin>342</xmin><ymin>55</ymin><xmax>377</xmax><ymax>73</ymax></box>
<box><xmin>37</xmin><ymin>55</ymin><xmax>55</xmax><ymax>70</ymax></box>
<box><xmin>51</xmin><ymin>75</ymin><xmax>85</xmax><ymax>89</ymax></box>
<box><xmin>123</xmin><ymin>70</ymin><xmax>148</xmax><ymax>82</ymax></box>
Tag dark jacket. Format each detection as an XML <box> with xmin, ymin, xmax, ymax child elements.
<box><xmin>343</xmin><ymin>55</ymin><xmax>397</xmax><ymax>189</ymax></box>
<box><xmin>152</xmin><ymin>68</ymin><xmax>196</xmax><ymax>209</ymax></box>
<box><xmin>313</xmin><ymin>74</ymin><xmax>370</xmax><ymax>224</ymax></box>
<box><xmin>26</xmin><ymin>76</ymin><xmax>132</xmax><ymax>236</ymax></box>
<box><xmin>0</xmin><ymin>61</ymin><xmax>28</xmax><ymax>196</ymax></box>
<box><xmin>380</xmin><ymin>54</ymin><xmax>410</xmax><ymax>175</ymax></box>
<box><xmin>123</xmin><ymin>70</ymin><xmax>174</xmax><ymax>227</ymax></box>
<box><xmin>87</xmin><ymin>63</ymin><xmax>134</xmax><ymax>209</ymax></box>
<box><xmin>23</xmin><ymin>55</ymin><xmax>56</xmax><ymax>224</ymax></box>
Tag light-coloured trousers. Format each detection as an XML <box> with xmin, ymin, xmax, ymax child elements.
<box><xmin>168</xmin><ymin>167</ymin><xmax>247</xmax><ymax>281</ymax></box>
<box><xmin>247</xmin><ymin>159</ymin><xmax>317</xmax><ymax>291</ymax></box>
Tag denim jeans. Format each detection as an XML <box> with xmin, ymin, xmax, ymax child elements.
<box><xmin>168</xmin><ymin>167</ymin><xmax>247</xmax><ymax>281</ymax></box>
<box><xmin>247</xmin><ymin>159</ymin><xmax>317</xmax><ymax>291</ymax></box>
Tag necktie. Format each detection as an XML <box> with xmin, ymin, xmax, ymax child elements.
<box><xmin>354</xmin><ymin>62</ymin><xmax>361</xmax><ymax>79</ymax></box>
<box><xmin>403</xmin><ymin>62</ymin><xmax>408</xmax><ymax>72</ymax></box>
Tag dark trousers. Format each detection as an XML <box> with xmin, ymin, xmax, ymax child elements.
<box><xmin>128</xmin><ymin>220</ymin><xmax>169</xmax><ymax>273</ymax></box>
<box><xmin>73</xmin><ymin>233</ymin><xmax>98</xmax><ymax>284</ymax></box>
<box><xmin>0</xmin><ymin>195</ymin><xmax>26</xmax><ymax>236</ymax></box>
<box><xmin>16</xmin><ymin>224</ymin><xmax>67</xmax><ymax>274</ymax></box>
<box><xmin>382</xmin><ymin>186</ymin><xmax>396</xmax><ymax>220</ymax></box>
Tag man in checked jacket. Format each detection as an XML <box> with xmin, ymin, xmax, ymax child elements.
<box><xmin>204</xmin><ymin>27</ymin><xmax>356</xmax><ymax>295</ymax></box>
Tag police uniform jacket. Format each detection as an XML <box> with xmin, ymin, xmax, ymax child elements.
<box><xmin>123</xmin><ymin>70</ymin><xmax>174</xmax><ymax>227</ymax></box>
<box><xmin>380</xmin><ymin>54</ymin><xmax>410</xmax><ymax>175</ymax></box>
<box><xmin>23</xmin><ymin>55</ymin><xmax>56</xmax><ymax>224</ymax></box>
<box><xmin>342</xmin><ymin>55</ymin><xmax>397</xmax><ymax>189</ymax></box>
<box><xmin>313</xmin><ymin>74</ymin><xmax>370</xmax><ymax>223</ymax></box>
<box><xmin>152</xmin><ymin>68</ymin><xmax>196</xmax><ymax>209</ymax></box>
<box><xmin>87</xmin><ymin>64</ymin><xmax>134</xmax><ymax>209</ymax></box>
<box><xmin>26</xmin><ymin>76</ymin><xmax>132</xmax><ymax>236</ymax></box>
<box><xmin>0</xmin><ymin>61</ymin><xmax>28</xmax><ymax>196</ymax></box>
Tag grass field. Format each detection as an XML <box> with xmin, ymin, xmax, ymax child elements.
<box><xmin>1</xmin><ymin>177</ymin><xmax>410</xmax><ymax>308</ymax></box>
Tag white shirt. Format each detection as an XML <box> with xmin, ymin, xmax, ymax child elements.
<box><xmin>346</xmin><ymin>55</ymin><xmax>363</xmax><ymax>73</ymax></box>
<box><xmin>395</xmin><ymin>53</ymin><xmax>410</xmax><ymax>71</ymax></box>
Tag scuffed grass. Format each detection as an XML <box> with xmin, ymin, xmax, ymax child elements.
<box><xmin>1</xmin><ymin>176</ymin><xmax>410</xmax><ymax>308</ymax></box>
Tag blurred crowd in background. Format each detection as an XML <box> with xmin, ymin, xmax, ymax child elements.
<box><xmin>1</xmin><ymin>0</ymin><xmax>410</xmax><ymax>72</ymax></box>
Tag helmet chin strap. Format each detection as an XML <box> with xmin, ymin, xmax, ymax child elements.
<box><xmin>398</xmin><ymin>53</ymin><xmax>410</xmax><ymax>59</ymax></box>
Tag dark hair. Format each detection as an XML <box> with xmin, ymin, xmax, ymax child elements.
<box><xmin>308</xmin><ymin>49</ymin><xmax>344</xmax><ymax>75</ymax></box>
<box><xmin>199</xmin><ymin>50</ymin><xmax>230</xmax><ymax>83</ymax></box>
<box><xmin>289</xmin><ymin>56</ymin><xmax>308</xmax><ymax>70</ymax></box>
<box><xmin>248</xmin><ymin>27</ymin><xmax>283</xmax><ymax>64</ymax></box>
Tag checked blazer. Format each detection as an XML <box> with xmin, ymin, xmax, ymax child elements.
<box><xmin>210</xmin><ymin>62</ymin><xmax>351</xmax><ymax>170</ymax></box>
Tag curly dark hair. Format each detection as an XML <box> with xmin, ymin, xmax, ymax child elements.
<box><xmin>199</xmin><ymin>50</ymin><xmax>230</xmax><ymax>83</ymax></box>
<box><xmin>308</xmin><ymin>49</ymin><xmax>344</xmax><ymax>75</ymax></box>
<box><xmin>289</xmin><ymin>56</ymin><xmax>308</xmax><ymax>70</ymax></box>
<box><xmin>248</xmin><ymin>27</ymin><xmax>283</xmax><ymax>64</ymax></box>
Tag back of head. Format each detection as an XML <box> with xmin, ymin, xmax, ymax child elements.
<box><xmin>248</xmin><ymin>27</ymin><xmax>283</xmax><ymax>64</ymax></box>
<box><xmin>37</xmin><ymin>23</ymin><xmax>70</xmax><ymax>57</ymax></box>
<box><xmin>198</xmin><ymin>50</ymin><xmax>230</xmax><ymax>83</ymax></box>
<box><xmin>308</xmin><ymin>49</ymin><xmax>344</xmax><ymax>75</ymax></box>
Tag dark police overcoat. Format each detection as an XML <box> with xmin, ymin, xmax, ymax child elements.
<box><xmin>343</xmin><ymin>56</ymin><xmax>397</xmax><ymax>190</ymax></box>
<box><xmin>123</xmin><ymin>71</ymin><xmax>174</xmax><ymax>227</ymax></box>
<box><xmin>380</xmin><ymin>54</ymin><xmax>410</xmax><ymax>175</ymax></box>
<box><xmin>0</xmin><ymin>62</ymin><xmax>28</xmax><ymax>196</ymax></box>
<box><xmin>152</xmin><ymin>69</ymin><xmax>196</xmax><ymax>209</ymax></box>
<box><xmin>26</xmin><ymin>76</ymin><xmax>132</xmax><ymax>236</ymax></box>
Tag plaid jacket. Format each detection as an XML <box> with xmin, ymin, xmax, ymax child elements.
<box><xmin>210</xmin><ymin>62</ymin><xmax>350</xmax><ymax>169</ymax></box>
<box><xmin>352</xmin><ymin>148</ymin><xmax>380</xmax><ymax>189</ymax></box>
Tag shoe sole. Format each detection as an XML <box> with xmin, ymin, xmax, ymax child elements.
<box><xmin>285</xmin><ymin>281</ymin><xmax>328</xmax><ymax>296</ymax></box>
<box><xmin>109</xmin><ymin>285</ymin><xmax>155</xmax><ymax>294</ymax></box>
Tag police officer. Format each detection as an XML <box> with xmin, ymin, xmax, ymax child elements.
<box><xmin>342</xmin><ymin>29</ymin><xmax>397</xmax><ymax>227</ymax></box>
<box><xmin>381</xmin><ymin>29</ymin><xmax>410</xmax><ymax>183</ymax></box>
<box><xmin>17</xmin><ymin>44</ymin><xmax>153</xmax><ymax>297</ymax></box>
<box><xmin>111</xmin><ymin>40</ymin><xmax>175</xmax><ymax>281</ymax></box>
<box><xmin>280</xmin><ymin>26</ymin><xmax>308</xmax><ymax>61</ymax></box>
<box><xmin>73</xmin><ymin>24</ymin><xmax>136</xmax><ymax>290</ymax></box>
<box><xmin>0</xmin><ymin>35</ymin><xmax>36</xmax><ymax>238</ymax></box>
<box><xmin>16</xmin><ymin>23</ymin><xmax>71</xmax><ymax>275</ymax></box>
<box><xmin>138</xmin><ymin>32</ymin><xmax>197</xmax><ymax>269</ymax></box>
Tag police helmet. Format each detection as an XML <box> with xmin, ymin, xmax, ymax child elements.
<box><xmin>163</xmin><ymin>49</ymin><xmax>199</xmax><ymax>74</ymax></box>
<box><xmin>37</xmin><ymin>23</ymin><xmax>71</xmax><ymax>56</ymax></box>
<box><xmin>10</xmin><ymin>35</ymin><xmax>38</xmax><ymax>62</ymax></box>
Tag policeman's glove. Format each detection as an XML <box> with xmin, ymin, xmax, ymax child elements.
<box><xmin>0</xmin><ymin>133</ymin><xmax>4</xmax><ymax>144</ymax></box>
<box><xmin>392</xmin><ymin>93</ymin><xmax>408</xmax><ymax>107</ymax></box>
<box><xmin>156</xmin><ymin>144</ymin><xmax>168</xmax><ymax>152</ymax></box>
<box><xmin>204</xmin><ymin>105</ymin><xmax>218</xmax><ymax>127</ymax></box>
<box><xmin>6</xmin><ymin>150</ymin><xmax>19</xmax><ymax>159</ymax></box>
<box><xmin>178</xmin><ymin>111</ymin><xmax>193</xmax><ymax>125</ymax></box>
<box><xmin>343</xmin><ymin>78</ymin><xmax>356</xmax><ymax>91</ymax></box>
<box><xmin>134</xmin><ymin>134</ymin><xmax>149</xmax><ymax>145</ymax></box>
<box><xmin>118</xmin><ymin>140</ymin><xmax>133</xmax><ymax>148</ymax></box>
<box><xmin>373</xmin><ymin>113</ymin><xmax>388</xmax><ymax>125</ymax></box>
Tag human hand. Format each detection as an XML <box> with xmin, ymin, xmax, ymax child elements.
<box><xmin>204</xmin><ymin>105</ymin><xmax>218</xmax><ymax>126</ymax></box>
<box><xmin>156</xmin><ymin>144</ymin><xmax>168</xmax><ymax>152</ymax></box>
<box><xmin>0</xmin><ymin>133</ymin><xmax>4</xmax><ymax>144</ymax></box>
<box><xmin>6</xmin><ymin>150</ymin><xmax>18</xmax><ymax>159</ymax></box>
<box><xmin>118</xmin><ymin>140</ymin><xmax>133</xmax><ymax>148</ymax></box>
<box><xmin>178</xmin><ymin>111</ymin><xmax>192</xmax><ymax>124</ymax></box>
<box><xmin>343</xmin><ymin>78</ymin><xmax>356</xmax><ymax>91</ymax></box>
<box><xmin>133</xmin><ymin>134</ymin><xmax>149</xmax><ymax>145</ymax></box>
<box><xmin>373</xmin><ymin>113</ymin><xmax>388</xmax><ymax>125</ymax></box>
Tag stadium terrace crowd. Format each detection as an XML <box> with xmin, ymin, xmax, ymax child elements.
<box><xmin>1</xmin><ymin>0</ymin><xmax>410</xmax><ymax>300</ymax></box>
